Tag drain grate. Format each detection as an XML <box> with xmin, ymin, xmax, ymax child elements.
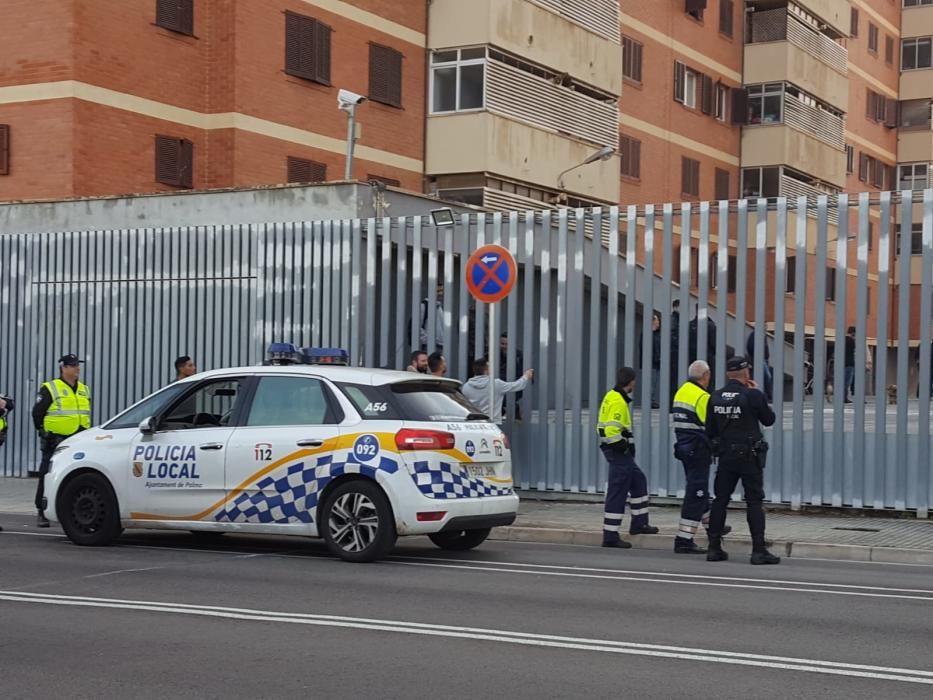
<box><xmin>832</xmin><ymin>527</ymin><xmax>882</xmax><ymax>532</ymax></box>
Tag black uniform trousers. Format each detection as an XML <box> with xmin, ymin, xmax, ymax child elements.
<box><xmin>707</xmin><ymin>452</ymin><xmax>767</xmax><ymax>549</ymax></box>
<box><xmin>674</xmin><ymin>441</ymin><xmax>712</xmax><ymax>542</ymax></box>
<box><xmin>35</xmin><ymin>433</ymin><xmax>69</xmax><ymax>511</ymax></box>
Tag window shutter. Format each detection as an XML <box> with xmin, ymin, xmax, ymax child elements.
<box><xmin>727</xmin><ymin>255</ymin><xmax>737</xmax><ymax>293</ymax></box>
<box><xmin>850</xmin><ymin>7</ymin><xmax>859</xmax><ymax>37</ymax></box>
<box><xmin>858</xmin><ymin>153</ymin><xmax>869</xmax><ymax>182</ymax></box>
<box><xmin>178</xmin><ymin>0</ymin><xmax>194</xmax><ymax>35</ymax></box>
<box><xmin>313</xmin><ymin>20</ymin><xmax>332</xmax><ymax>84</ymax></box>
<box><xmin>155</xmin><ymin>135</ymin><xmax>192</xmax><ymax>188</ymax></box>
<box><xmin>872</xmin><ymin>159</ymin><xmax>884</xmax><ymax>188</ymax></box>
<box><xmin>719</xmin><ymin>0</ymin><xmax>734</xmax><ymax>37</ymax></box>
<box><xmin>715</xmin><ymin>168</ymin><xmax>730</xmax><ymax>200</ymax></box>
<box><xmin>179</xmin><ymin>138</ymin><xmax>193</xmax><ymax>188</ymax></box>
<box><xmin>682</xmin><ymin>158</ymin><xmax>700</xmax><ymax>196</ymax></box>
<box><xmin>884</xmin><ymin>99</ymin><xmax>898</xmax><ymax>128</ymax></box>
<box><xmin>156</xmin><ymin>0</ymin><xmax>193</xmax><ymax>35</ymax></box>
<box><xmin>885</xmin><ymin>36</ymin><xmax>894</xmax><ymax>64</ymax></box>
<box><xmin>288</xmin><ymin>156</ymin><xmax>327</xmax><ymax>183</ymax></box>
<box><xmin>630</xmin><ymin>139</ymin><xmax>641</xmax><ymax>179</ymax></box>
<box><xmin>621</xmin><ymin>136</ymin><xmax>641</xmax><ymax>179</ymax></box>
<box><xmin>673</xmin><ymin>61</ymin><xmax>685</xmax><ymax>103</ymax></box>
<box><xmin>369</xmin><ymin>44</ymin><xmax>403</xmax><ymax>107</ymax></box>
<box><xmin>685</xmin><ymin>0</ymin><xmax>707</xmax><ymax>13</ymax></box>
<box><xmin>0</xmin><ymin>124</ymin><xmax>9</xmax><ymax>176</ymax></box>
<box><xmin>285</xmin><ymin>13</ymin><xmax>302</xmax><ymax>75</ymax></box>
<box><xmin>701</xmin><ymin>74</ymin><xmax>714</xmax><ymax>115</ymax></box>
<box><xmin>730</xmin><ymin>88</ymin><xmax>747</xmax><ymax>125</ymax></box>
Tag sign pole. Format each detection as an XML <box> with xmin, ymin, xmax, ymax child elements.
<box><xmin>488</xmin><ymin>301</ymin><xmax>496</xmax><ymax>421</ymax></box>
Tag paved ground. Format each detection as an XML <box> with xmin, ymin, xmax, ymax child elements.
<box><xmin>1</xmin><ymin>515</ymin><xmax>932</xmax><ymax>699</ymax></box>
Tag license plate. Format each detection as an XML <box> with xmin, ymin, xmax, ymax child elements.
<box><xmin>464</xmin><ymin>464</ymin><xmax>497</xmax><ymax>478</ymax></box>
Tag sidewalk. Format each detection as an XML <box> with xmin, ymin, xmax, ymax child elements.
<box><xmin>4</xmin><ymin>476</ymin><xmax>933</xmax><ymax>563</ymax></box>
<box><xmin>497</xmin><ymin>495</ymin><xmax>933</xmax><ymax>564</ymax></box>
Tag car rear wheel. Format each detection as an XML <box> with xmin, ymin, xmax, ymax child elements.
<box><xmin>321</xmin><ymin>480</ymin><xmax>396</xmax><ymax>562</ymax></box>
<box><xmin>428</xmin><ymin>528</ymin><xmax>491</xmax><ymax>551</ymax></box>
<box><xmin>59</xmin><ymin>473</ymin><xmax>122</xmax><ymax>547</ymax></box>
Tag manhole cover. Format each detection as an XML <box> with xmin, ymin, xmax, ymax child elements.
<box><xmin>832</xmin><ymin>527</ymin><xmax>882</xmax><ymax>532</ymax></box>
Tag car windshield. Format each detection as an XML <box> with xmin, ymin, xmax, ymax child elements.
<box><xmin>388</xmin><ymin>381</ymin><xmax>476</xmax><ymax>422</ymax></box>
<box><xmin>103</xmin><ymin>383</ymin><xmax>189</xmax><ymax>430</ymax></box>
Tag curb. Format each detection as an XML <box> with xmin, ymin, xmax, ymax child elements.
<box><xmin>489</xmin><ymin>526</ymin><xmax>933</xmax><ymax>564</ymax></box>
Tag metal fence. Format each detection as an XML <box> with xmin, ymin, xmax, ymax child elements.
<box><xmin>1</xmin><ymin>191</ymin><xmax>932</xmax><ymax>514</ymax></box>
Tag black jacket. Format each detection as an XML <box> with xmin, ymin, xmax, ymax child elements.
<box><xmin>706</xmin><ymin>379</ymin><xmax>775</xmax><ymax>447</ymax></box>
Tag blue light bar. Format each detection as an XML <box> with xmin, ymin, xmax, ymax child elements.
<box><xmin>264</xmin><ymin>342</ymin><xmax>303</xmax><ymax>365</ymax></box>
<box><xmin>302</xmin><ymin>347</ymin><xmax>350</xmax><ymax>366</ymax></box>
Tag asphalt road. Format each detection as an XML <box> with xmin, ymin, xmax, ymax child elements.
<box><xmin>2</xmin><ymin>514</ymin><xmax>933</xmax><ymax>699</ymax></box>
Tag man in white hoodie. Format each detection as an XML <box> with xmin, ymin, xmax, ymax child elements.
<box><xmin>462</xmin><ymin>358</ymin><xmax>534</xmax><ymax>424</ymax></box>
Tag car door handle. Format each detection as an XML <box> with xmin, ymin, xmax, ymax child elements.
<box><xmin>199</xmin><ymin>443</ymin><xmax>224</xmax><ymax>451</ymax></box>
<box><xmin>296</xmin><ymin>439</ymin><xmax>325</xmax><ymax>447</ymax></box>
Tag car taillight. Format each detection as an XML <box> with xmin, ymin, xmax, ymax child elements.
<box><xmin>501</xmin><ymin>433</ymin><xmax>510</xmax><ymax>450</ymax></box>
<box><xmin>395</xmin><ymin>429</ymin><xmax>456</xmax><ymax>451</ymax></box>
<box><xmin>416</xmin><ymin>511</ymin><xmax>447</xmax><ymax>522</ymax></box>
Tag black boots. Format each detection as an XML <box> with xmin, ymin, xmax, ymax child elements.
<box><xmin>750</xmin><ymin>549</ymin><xmax>781</xmax><ymax>565</ymax></box>
<box><xmin>630</xmin><ymin>525</ymin><xmax>660</xmax><ymax>535</ymax></box>
<box><xmin>602</xmin><ymin>538</ymin><xmax>633</xmax><ymax>549</ymax></box>
<box><xmin>706</xmin><ymin>536</ymin><xmax>728</xmax><ymax>561</ymax></box>
<box><xmin>37</xmin><ymin>511</ymin><xmax>50</xmax><ymax>528</ymax></box>
<box><xmin>674</xmin><ymin>538</ymin><xmax>707</xmax><ymax>554</ymax></box>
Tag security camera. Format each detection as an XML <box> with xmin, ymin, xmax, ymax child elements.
<box><xmin>338</xmin><ymin>89</ymin><xmax>366</xmax><ymax>108</ymax></box>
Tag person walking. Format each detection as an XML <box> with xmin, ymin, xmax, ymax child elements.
<box><xmin>462</xmin><ymin>358</ymin><xmax>533</xmax><ymax>424</ymax></box>
<box><xmin>597</xmin><ymin>367</ymin><xmax>658</xmax><ymax>549</ymax></box>
<box><xmin>843</xmin><ymin>326</ymin><xmax>857</xmax><ymax>403</ymax></box>
<box><xmin>705</xmin><ymin>356</ymin><xmax>779</xmax><ymax>565</ymax></box>
<box><xmin>32</xmin><ymin>354</ymin><xmax>91</xmax><ymax>527</ymax></box>
<box><xmin>0</xmin><ymin>392</ymin><xmax>14</xmax><ymax>533</ymax></box>
<box><xmin>672</xmin><ymin>361</ymin><xmax>718</xmax><ymax>554</ymax></box>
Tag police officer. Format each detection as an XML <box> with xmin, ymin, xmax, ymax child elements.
<box><xmin>0</xmin><ymin>392</ymin><xmax>14</xmax><ymax>533</ymax></box>
<box><xmin>705</xmin><ymin>356</ymin><xmax>779</xmax><ymax>565</ymax></box>
<box><xmin>32</xmin><ymin>354</ymin><xmax>91</xmax><ymax>528</ymax></box>
<box><xmin>671</xmin><ymin>360</ymin><xmax>730</xmax><ymax>554</ymax></box>
<box><xmin>597</xmin><ymin>367</ymin><xmax>658</xmax><ymax>548</ymax></box>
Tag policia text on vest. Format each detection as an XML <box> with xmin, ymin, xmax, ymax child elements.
<box><xmin>596</xmin><ymin>367</ymin><xmax>658</xmax><ymax>548</ymax></box>
<box><xmin>31</xmin><ymin>354</ymin><xmax>91</xmax><ymax>528</ymax></box>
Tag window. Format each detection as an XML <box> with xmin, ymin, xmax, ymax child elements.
<box><xmin>741</xmin><ymin>167</ymin><xmax>780</xmax><ymax>198</ymax></box>
<box><xmin>896</xmin><ymin>223</ymin><xmax>924</xmax><ymax>255</ymax></box>
<box><xmin>868</xmin><ymin>23</ymin><xmax>879</xmax><ymax>53</ymax></box>
<box><xmin>898</xmin><ymin>163</ymin><xmax>930</xmax><ymax>190</ymax></box>
<box><xmin>620</xmin><ymin>135</ymin><xmax>641</xmax><ymax>179</ymax></box>
<box><xmin>622</xmin><ymin>35</ymin><xmax>643</xmax><ymax>83</ymax></box>
<box><xmin>431</xmin><ymin>48</ymin><xmax>485</xmax><ymax>113</ymax></box>
<box><xmin>866</xmin><ymin>89</ymin><xmax>895</xmax><ymax>124</ymax></box>
<box><xmin>898</xmin><ymin>99</ymin><xmax>933</xmax><ymax>129</ymax></box>
<box><xmin>700</xmin><ymin>74</ymin><xmax>714</xmax><ymax>115</ymax></box>
<box><xmin>746</xmin><ymin>83</ymin><xmax>783</xmax><ymax>124</ymax></box>
<box><xmin>825</xmin><ymin>267</ymin><xmax>837</xmax><ymax>302</ymax></box>
<box><xmin>287</xmin><ymin>157</ymin><xmax>326</xmax><ymax>183</ymax></box>
<box><xmin>846</xmin><ymin>144</ymin><xmax>855</xmax><ymax>174</ymax></box>
<box><xmin>859</xmin><ymin>152</ymin><xmax>872</xmax><ymax>182</ymax></box>
<box><xmin>285</xmin><ymin>12</ymin><xmax>332</xmax><ymax>85</ymax></box>
<box><xmin>715</xmin><ymin>168</ymin><xmax>730</xmax><ymax>200</ymax></box>
<box><xmin>339</xmin><ymin>384</ymin><xmax>402</xmax><ymax>420</ymax></box>
<box><xmin>850</xmin><ymin>7</ymin><xmax>859</xmax><ymax>37</ymax></box>
<box><xmin>714</xmin><ymin>82</ymin><xmax>728</xmax><ymax>121</ymax></box>
<box><xmin>682</xmin><ymin>157</ymin><xmax>700</xmax><ymax>197</ymax></box>
<box><xmin>905</xmin><ymin>0</ymin><xmax>933</xmax><ymax>6</ymax></box>
<box><xmin>685</xmin><ymin>0</ymin><xmax>706</xmax><ymax>21</ymax></box>
<box><xmin>719</xmin><ymin>0</ymin><xmax>734</xmax><ymax>37</ymax></box>
<box><xmin>785</xmin><ymin>256</ymin><xmax>797</xmax><ymax>294</ymax></box>
<box><xmin>872</xmin><ymin>158</ymin><xmax>885</xmax><ymax>188</ymax></box>
<box><xmin>727</xmin><ymin>255</ymin><xmax>737</xmax><ymax>293</ymax></box>
<box><xmin>673</xmin><ymin>61</ymin><xmax>698</xmax><ymax>108</ymax></box>
<box><xmin>0</xmin><ymin>124</ymin><xmax>8</xmax><ymax>176</ymax></box>
<box><xmin>902</xmin><ymin>37</ymin><xmax>933</xmax><ymax>70</ymax></box>
<box><xmin>155</xmin><ymin>135</ymin><xmax>193</xmax><ymax>188</ymax></box>
<box><xmin>368</xmin><ymin>174</ymin><xmax>400</xmax><ymax>187</ymax></box>
<box><xmin>387</xmin><ymin>381</ymin><xmax>477</xmax><ymax>422</ymax></box>
<box><xmin>247</xmin><ymin>377</ymin><xmax>338</xmax><ymax>426</ymax></box>
<box><xmin>885</xmin><ymin>36</ymin><xmax>894</xmax><ymax>64</ymax></box>
<box><xmin>162</xmin><ymin>379</ymin><xmax>245</xmax><ymax>430</ymax></box>
<box><xmin>369</xmin><ymin>44</ymin><xmax>403</xmax><ymax>107</ymax></box>
<box><xmin>155</xmin><ymin>0</ymin><xmax>194</xmax><ymax>36</ymax></box>
<box><xmin>104</xmin><ymin>384</ymin><xmax>188</xmax><ymax>430</ymax></box>
<box><xmin>868</xmin><ymin>222</ymin><xmax>874</xmax><ymax>251</ymax></box>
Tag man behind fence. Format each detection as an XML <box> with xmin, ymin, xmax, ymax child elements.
<box><xmin>597</xmin><ymin>367</ymin><xmax>658</xmax><ymax>548</ymax></box>
<box><xmin>705</xmin><ymin>356</ymin><xmax>779</xmax><ymax>565</ymax></box>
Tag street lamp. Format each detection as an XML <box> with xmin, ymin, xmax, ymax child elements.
<box><xmin>557</xmin><ymin>145</ymin><xmax>615</xmax><ymax>189</ymax></box>
<box><xmin>338</xmin><ymin>89</ymin><xmax>366</xmax><ymax>180</ymax></box>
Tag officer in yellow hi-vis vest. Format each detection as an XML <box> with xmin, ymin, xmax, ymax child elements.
<box><xmin>31</xmin><ymin>354</ymin><xmax>91</xmax><ymax>528</ymax></box>
<box><xmin>0</xmin><ymin>392</ymin><xmax>14</xmax><ymax>533</ymax></box>
<box><xmin>672</xmin><ymin>360</ymin><xmax>728</xmax><ymax>554</ymax></box>
<box><xmin>597</xmin><ymin>367</ymin><xmax>657</xmax><ymax>548</ymax></box>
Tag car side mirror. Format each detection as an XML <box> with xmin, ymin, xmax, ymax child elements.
<box><xmin>138</xmin><ymin>416</ymin><xmax>156</xmax><ymax>434</ymax></box>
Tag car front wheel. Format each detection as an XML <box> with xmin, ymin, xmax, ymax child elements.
<box><xmin>428</xmin><ymin>528</ymin><xmax>491</xmax><ymax>551</ymax></box>
<box><xmin>320</xmin><ymin>480</ymin><xmax>396</xmax><ymax>563</ymax></box>
<box><xmin>59</xmin><ymin>473</ymin><xmax>122</xmax><ymax>547</ymax></box>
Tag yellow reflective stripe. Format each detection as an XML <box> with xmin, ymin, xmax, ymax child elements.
<box><xmin>600</xmin><ymin>434</ymin><xmax>624</xmax><ymax>445</ymax></box>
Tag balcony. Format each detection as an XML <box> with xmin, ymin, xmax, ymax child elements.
<box><xmin>902</xmin><ymin>2</ymin><xmax>933</xmax><ymax>39</ymax></box>
<box><xmin>898</xmin><ymin>131</ymin><xmax>933</xmax><ymax>164</ymax></box>
<box><xmin>428</xmin><ymin>0</ymin><xmax>621</xmax><ymax>95</ymax></box>
<box><xmin>745</xmin><ymin>7</ymin><xmax>848</xmax><ymax>111</ymax></box>
<box><xmin>533</xmin><ymin>0</ymin><xmax>620</xmax><ymax>42</ymax></box>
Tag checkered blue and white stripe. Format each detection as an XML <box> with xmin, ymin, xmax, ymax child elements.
<box><xmin>411</xmin><ymin>460</ymin><xmax>513</xmax><ymax>499</ymax></box>
<box><xmin>214</xmin><ymin>453</ymin><xmax>399</xmax><ymax>524</ymax></box>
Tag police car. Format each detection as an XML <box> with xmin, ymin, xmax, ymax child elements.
<box><xmin>42</xmin><ymin>346</ymin><xmax>518</xmax><ymax>562</ymax></box>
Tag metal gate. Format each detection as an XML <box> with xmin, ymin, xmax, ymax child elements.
<box><xmin>1</xmin><ymin>191</ymin><xmax>931</xmax><ymax>514</ymax></box>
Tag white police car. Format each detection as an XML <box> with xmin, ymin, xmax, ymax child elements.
<box><xmin>42</xmin><ymin>349</ymin><xmax>518</xmax><ymax>562</ymax></box>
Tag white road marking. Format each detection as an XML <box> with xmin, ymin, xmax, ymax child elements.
<box><xmin>0</xmin><ymin>590</ymin><xmax>930</xmax><ymax>685</ymax></box>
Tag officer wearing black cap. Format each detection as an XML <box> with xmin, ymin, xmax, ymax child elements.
<box><xmin>705</xmin><ymin>355</ymin><xmax>779</xmax><ymax>565</ymax></box>
<box><xmin>31</xmin><ymin>354</ymin><xmax>91</xmax><ymax>528</ymax></box>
